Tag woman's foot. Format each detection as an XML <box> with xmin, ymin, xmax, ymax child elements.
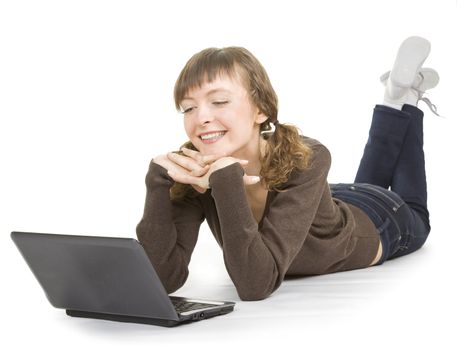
<box><xmin>381</xmin><ymin>67</ymin><xmax>441</xmax><ymax>115</ymax></box>
<box><xmin>383</xmin><ymin>36</ymin><xmax>432</xmax><ymax>110</ymax></box>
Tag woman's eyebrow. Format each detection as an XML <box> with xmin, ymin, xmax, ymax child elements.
<box><xmin>206</xmin><ymin>88</ymin><xmax>231</xmax><ymax>96</ymax></box>
<box><xmin>183</xmin><ymin>88</ymin><xmax>231</xmax><ymax>101</ymax></box>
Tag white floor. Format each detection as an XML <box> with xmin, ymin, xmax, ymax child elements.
<box><xmin>1</xmin><ymin>1</ymin><xmax>456</xmax><ymax>349</ymax></box>
<box><xmin>3</xmin><ymin>213</ymin><xmax>456</xmax><ymax>349</ymax></box>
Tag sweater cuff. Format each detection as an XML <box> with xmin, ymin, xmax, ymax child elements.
<box><xmin>148</xmin><ymin>161</ymin><xmax>175</xmax><ymax>187</ymax></box>
<box><xmin>209</xmin><ymin>162</ymin><xmax>245</xmax><ymax>189</ymax></box>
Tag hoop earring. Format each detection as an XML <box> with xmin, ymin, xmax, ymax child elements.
<box><xmin>260</xmin><ymin>122</ymin><xmax>276</xmax><ymax>139</ymax></box>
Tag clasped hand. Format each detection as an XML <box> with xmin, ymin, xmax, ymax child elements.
<box><xmin>153</xmin><ymin>147</ymin><xmax>261</xmax><ymax>193</ymax></box>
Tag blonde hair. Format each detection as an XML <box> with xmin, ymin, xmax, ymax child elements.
<box><xmin>171</xmin><ymin>47</ymin><xmax>312</xmax><ymax>200</ymax></box>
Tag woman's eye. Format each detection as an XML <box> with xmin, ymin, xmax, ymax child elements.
<box><xmin>213</xmin><ymin>101</ymin><xmax>228</xmax><ymax>106</ymax></box>
<box><xmin>182</xmin><ymin>107</ymin><xmax>195</xmax><ymax>114</ymax></box>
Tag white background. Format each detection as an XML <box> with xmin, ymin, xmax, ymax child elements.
<box><xmin>1</xmin><ymin>0</ymin><xmax>456</xmax><ymax>349</ymax></box>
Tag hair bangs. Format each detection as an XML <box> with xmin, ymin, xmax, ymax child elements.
<box><xmin>174</xmin><ymin>48</ymin><xmax>240</xmax><ymax>111</ymax></box>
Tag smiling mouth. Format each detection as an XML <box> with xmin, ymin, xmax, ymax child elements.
<box><xmin>199</xmin><ymin>131</ymin><xmax>227</xmax><ymax>143</ymax></box>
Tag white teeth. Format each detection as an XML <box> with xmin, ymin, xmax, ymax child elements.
<box><xmin>200</xmin><ymin>131</ymin><xmax>226</xmax><ymax>140</ymax></box>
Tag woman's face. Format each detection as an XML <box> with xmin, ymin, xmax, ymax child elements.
<box><xmin>180</xmin><ymin>73</ymin><xmax>267</xmax><ymax>158</ymax></box>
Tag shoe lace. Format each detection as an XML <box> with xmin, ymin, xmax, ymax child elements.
<box><xmin>413</xmin><ymin>88</ymin><xmax>443</xmax><ymax>117</ymax></box>
<box><xmin>413</xmin><ymin>72</ymin><xmax>443</xmax><ymax>118</ymax></box>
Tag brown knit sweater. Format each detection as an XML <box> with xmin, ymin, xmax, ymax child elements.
<box><xmin>136</xmin><ymin>136</ymin><xmax>380</xmax><ymax>301</ymax></box>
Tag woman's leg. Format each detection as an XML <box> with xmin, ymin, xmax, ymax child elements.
<box><xmin>354</xmin><ymin>104</ymin><xmax>428</xmax><ymax>227</ymax></box>
<box><xmin>354</xmin><ymin>104</ymin><xmax>430</xmax><ymax>259</ymax></box>
<box><xmin>354</xmin><ymin>36</ymin><xmax>438</xmax><ymax>260</ymax></box>
<box><xmin>390</xmin><ymin>104</ymin><xmax>429</xmax><ymax>231</ymax></box>
<box><xmin>354</xmin><ymin>104</ymin><xmax>412</xmax><ymax>189</ymax></box>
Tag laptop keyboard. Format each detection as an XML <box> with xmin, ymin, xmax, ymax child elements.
<box><xmin>171</xmin><ymin>299</ymin><xmax>216</xmax><ymax>314</ymax></box>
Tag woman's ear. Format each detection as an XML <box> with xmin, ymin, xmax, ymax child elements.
<box><xmin>255</xmin><ymin>110</ymin><xmax>269</xmax><ymax>125</ymax></box>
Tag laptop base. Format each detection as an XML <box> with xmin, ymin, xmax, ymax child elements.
<box><xmin>66</xmin><ymin>309</ymin><xmax>185</xmax><ymax>327</ymax></box>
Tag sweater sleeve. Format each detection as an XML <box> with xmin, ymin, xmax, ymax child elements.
<box><xmin>208</xmin><ymin>144</ymin><xmax>331</xmax><ymax>301</ymax></box>
<box><xmin>136</xmin><ymin>160</ymin><xmax>205</xmax><ymax>294</ymax></box>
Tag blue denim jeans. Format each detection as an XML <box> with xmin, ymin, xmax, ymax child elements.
<box><xmin>331</xmin><ymin>104</ymin><xmax>431</xmax><ymax>264</ymax></box>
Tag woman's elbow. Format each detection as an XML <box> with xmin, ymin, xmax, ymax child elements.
<box><xmin>236</xmin><ymin>286</ymin><xmax>273</xmax><ymax>301</ymax></box>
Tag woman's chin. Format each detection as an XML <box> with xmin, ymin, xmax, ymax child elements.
<box><xmin>198</xmin><ymin>141</ymin><xmax>232</xmax><ymax>157</ymax></box>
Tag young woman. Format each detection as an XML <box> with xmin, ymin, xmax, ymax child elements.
<box><xmin>136</xmin><ymin>37</ymin><xmax>439</xmax><ymax>301</ymax></box>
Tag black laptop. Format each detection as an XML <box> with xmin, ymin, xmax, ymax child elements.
<box><xmin>11</xmin><ymin>231</ymin><xmax>235</xmax><ymax>327</ymax></box>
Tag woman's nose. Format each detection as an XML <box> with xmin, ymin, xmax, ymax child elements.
<box><xmin>195</xmin><ymin>105</ymin><xmax>215</xmax><ymax>125</ymax></box>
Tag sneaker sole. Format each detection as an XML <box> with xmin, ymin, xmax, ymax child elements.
<box><xmin>390</xmin><ymin>36</ymin><xmax>431</xmax><ymax>88</ymax></box>
<box><xmin>380</xmin><ymin>67</ymin><xmax>439</xmax><ymax>91</ymax></box>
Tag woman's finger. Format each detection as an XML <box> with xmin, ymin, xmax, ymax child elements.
<box><xmin>167</xmin><ymin>169</ymin><xmax>209</xmax><ymax>189</ymax></box>
<box><xmin>155</xmin><ymin>153</ymin><xmax>210</xmax><ymax>183</ymax></box>
<box><xmin>167</xmin><ymin>152</ymin><xmax>205</xmax><ymax>173</ymax></box>
<box><xmin>190</xmin><ymin>164</ymin><xmax>210</xmax><ymax>176</ymax></box>
<box><xmin>181</xmin><ymin>147</ymin><xmax>226</xmax><ymax>166</ymax></box>
<box><xmin>167</xmin><ymin>161</ymin><xmax>259</xmax><ymax>190</ymax></box>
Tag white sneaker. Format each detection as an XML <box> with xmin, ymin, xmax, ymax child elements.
<box><xmin>382</xmin><ymin>36</ymin><xmax>441</xmax><ymax>115</ymax></box>
<box><xmin>388</xmin><ymin>36</ymin><xmax>431</xmax><ymax>90</ymax></box>
<box><xmin>381</xmin><ymin>67</ymin><xmax>441</xmax><ymax>116</ymax></box>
